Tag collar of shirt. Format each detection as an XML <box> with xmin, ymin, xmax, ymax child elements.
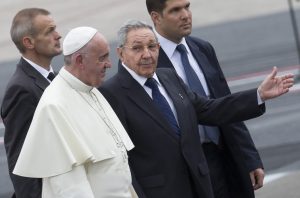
<box><xmin>154</xmin><ymin>29</ymin><xmax>210</xmax><ymax>97</ymax></box>
<box><xmin>121</xmin><ymin>62</ymin><xmax>160</xmax><ymax>88</ymax></box>
<box><xmin>121</xmin><ymin>62</ymin><xmax>178</xmax><ymax>120</ymax></box>
<box><xmin>22</xmin><ymin>57</ymin><xmax>54</xmax><ymax>80</ymax></box>
<box><xmin>60</xmin><ymin>66</ymin><xmax>93</xmax><ymax>93</ymax></box>
<box><xmin>154</xmin><ymin>29</ymin><xmax>191</xmax><ymax>58</ymax></box>
<box><xmin>154</xmin><ymin>30</ymin><xmax>193</xmax><ymax>84</ymax></box>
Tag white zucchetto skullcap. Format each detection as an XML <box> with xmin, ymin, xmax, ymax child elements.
<box><xmin>63</xmin><ymin>26</ymin><xmax>97</xmax><ymax>56</ymax></box>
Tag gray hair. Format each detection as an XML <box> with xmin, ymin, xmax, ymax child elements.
<box><xmin>10</xmin><ymin>8</ymin><xmax>50</xmax><ymax>53</ymax></box>
<box><xmin>63</xmin><ymin>55</ymin><xmax>72</xmax><ymax>66</ymax></box>
<box><xmin>117</xmin><ymin>19</ymin><xmax>157</xmax><ymax>47</ymax></box>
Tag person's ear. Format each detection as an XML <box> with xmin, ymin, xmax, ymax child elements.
<box><xmin>74</xmin><ymin>54</ymin><xmax>85</xmax><ymax>69</ymax></box>
<box><xmin>116</xmin><ymin>47</ymin><xmax>124</xmax><ymax>61</ymax></box>
<box><xmin>23</xmin><ymin>36</ymin><xmax>34</xmax><ymax>50</ymax></box>
<box><xmin>150</xmin><ymin>11</ymin><xmax>161</xmax><ymax>26</ymax></box>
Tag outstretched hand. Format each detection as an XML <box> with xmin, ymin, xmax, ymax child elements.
<box><xmin>258</xmin><ymin>66</ymin><xmax>294</xmax><ymax>101</ymax></box>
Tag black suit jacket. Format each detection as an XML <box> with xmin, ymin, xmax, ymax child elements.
<box><xmin>157</xmin><ymin>36</ymin><xmax>264</xmax><ymax>198</ymax></box>
<box><xmin>1</xmin><ymin>58</ymin><xmax>50</xmax><ymax>198</ymax></box>
<box><xmin>100</xmin><ymin>65</ymin><xmax>265</xmax><ymax>198</ymax></box>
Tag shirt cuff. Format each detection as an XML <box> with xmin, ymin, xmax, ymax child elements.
<box><xmin>257</xmin><ymin>89</ymin><xmax>264</xmax><ymax>105</ymax></box>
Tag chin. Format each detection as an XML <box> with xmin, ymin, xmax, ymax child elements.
<box><xmin>182</xmin><ymin>30</ymin><xmax>191</xmax><ymax>37</ymax></box>
<box><xmin>52</xmin><ymin>50</ymin><xmax>62</xmax><ymax>56</ymax></box>
<box><xmin>145</xmin><ymin>72</ymin><xmax>155</xmax><ymax>78</ymax></box>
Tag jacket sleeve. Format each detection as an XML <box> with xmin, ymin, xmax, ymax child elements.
<box><xmin>190</xmin><ymin>37</ymin><xmax>264</xmax><ymax>171</ymax></box>
<box><xmin>170</xmin><ymin>68</ymin><xmax>266</xmax><ymax>125</ymax></box>
<box><xmin>1</xmin><ymin>84</ymin><xmax>42</xmax><ymax>198</ymax></box>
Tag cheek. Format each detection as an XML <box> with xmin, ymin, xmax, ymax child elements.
<box><xmin>166</xmin><ymin>18</ymin><xmax>177</xmax><ymax>26</ymax></box>
<box><xmin>37</xmin><ymin>39</ymin><xmax>52</xmax><ymax>49</ymax></box>
<box><xmin>124</xmin><ymin>56</ymin><xmax>138</xmax><ymax>69</ymax></box>
<box><xmin>90</xmin><ymin>68</ymin><xmax>101</xmax><ymax>84</ymax></box>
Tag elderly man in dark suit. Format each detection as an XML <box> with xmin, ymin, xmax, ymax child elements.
<box><xmin>99</xmin><ymin>20</ymin><xmax>293</xmax><ymax>198</ymax></box>
<box><xmin>1</xmin><ymin>8</ymin><xmax>61</xmax><ymax>198</ymax></box>
<box><xmin>146</xmin><ymin>0</ymin><xmax>267</xmax><ymax>197</ymax></box>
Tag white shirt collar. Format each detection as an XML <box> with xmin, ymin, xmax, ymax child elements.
<box><xmin>22</xmin><ymin>57</ymin><xmax>54</xmax><ymax>79</ymax></box>
<box><xmin>121</xmin><ymin>62</ymin><xmax>160</xmax><ymax>87</ymax></box>
<box><xmin>154</xmin><ymin>29</ymin><xmax>190</xmax><ymax>58</ymax></box>
<box><xmin>59</xmin><ymin>67</ymin><xmax>93</xmax><ymax>93</ymax></box>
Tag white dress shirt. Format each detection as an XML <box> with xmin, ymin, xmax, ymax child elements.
<box><xmin>22</xmin><ymin>56</ymin><xmax>54</xmax><ymax>83</ymax></box>
<box><xmin>155</xmin><ymin>30</ymin><xmax>211</xmax><ymax>97</ymax></box>
<box><xmin>122</xmin><ymin>63</ymin><xmax>179</xmax><ymax>124</ymax></box>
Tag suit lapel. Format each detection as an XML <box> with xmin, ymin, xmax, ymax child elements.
<box><xmin>19</xmin><ymin>58</ymin><xmax>50</xmax><ymax>91</ymax></box>
<box><xmin>118</xmin><ymin>65</ymin><xmax>179</xmax><ymax>140</ymax></box>
<box><xmin>185</xmin><ymin>38</ymin><xmax>215</xmax><ymax>95</ymax></box>
<box><xmin>158</xmin><ymin>48</ymin><xmax>174</xmax><ymax>69</ymax></box>
<box><xmin>156</xmin><ymin>70</ymin><xmax>190</xmax><ymax>137</ymax></box>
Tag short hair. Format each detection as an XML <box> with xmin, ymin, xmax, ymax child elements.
<box><xmin>63</xmin><ymin>55</ymin><xmax>72</xmax><ymax>66</ymax></box>
<box><xmin>146</xmin><ymin>0</ymin><xmax>168</xmax><ymax>14</ymax></box>
<box><xmin>117</xmin><ymin>19</ymin><xmax>157</xmax><ymax>47</ymax></box>
<box><xmin>10</xmin><ymin>8</ymin><xmax>50</xmax><ymax>53</ymax></box>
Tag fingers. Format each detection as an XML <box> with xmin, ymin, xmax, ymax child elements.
<box><xmin>283</xmin><ymin>74</ymin><xmax>294</xmax><ymax>89</ymax></box>
<box><xmin>269</xmin><ymin>66</ymin><xmax>278</xmax><ymax>79</ymax></box>
<box><xmin>253</xmin><ymin>175</ymin><xmax>264</xmax><ymax>190</ymax></box>
<box><xmin>284</xmin><ymin>73</ymin><xmax>294</xmax><ymax>79</ymax></box>
<box><xmin>250</xmin><ymin>168</ymin><xmax>265</xmax><ymax>190</ymax></box>
<box><xmin>284</xmin><ymin>82</ymin><xmax>294</xmax><ymax>89</ymax></box>
<box><xmin>275</xmin><ymin>73</ymin><xmax>294</xmax><ymax>91</ymax></box>
<box><xmin>281</xmin><ymin>74</ymin><xmax>294</xmax><ymax>82</ymax></box>
<box><xmin>249</xmin><ymin>171</ymin><xmax>255</xmax><ymax>188</ymax></box>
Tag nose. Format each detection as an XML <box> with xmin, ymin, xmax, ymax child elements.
<box><xmin>55</xmin><ymin>31</ymin><xmax>62</xmax><ymax>40</ymax></box>
<box><xmin>105</xmin><ymin>59</ymin><xmax>112</xmax><ymax>68</ymax></box>
<box><xmin>181</xmin><ymin>8</ymin><xmax>190</xmax><ymax>19</ymax></box>
<box><xmin>141</xmin><ymin>47</ymin><xmax>152</xmax><ymax>58</ymax></box>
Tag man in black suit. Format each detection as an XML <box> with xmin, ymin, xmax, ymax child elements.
<box><xmin>146</xmin><ymin>0</ymin><xmax>266</xmax><ymax>197</ymax></box>
<box><xmin>99</xmin><ymin>20</ymin><xmax>293</xmax><ymax>198</ymax></box>
<box><xmin>1</xmin><ymin>8</ymin><xmax>62</xmax><ymax>198</ymax></box>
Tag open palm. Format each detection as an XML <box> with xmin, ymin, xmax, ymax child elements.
<box><xmin>258</xmin><ymin>67</ymin><xmax>294</xmax><ymax>101</ymax></box>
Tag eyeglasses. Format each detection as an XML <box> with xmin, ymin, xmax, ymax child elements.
<box><xmin>122</xmin><ymin>42</ymin><xmax>159</xmax><ymax>53</ymax></box>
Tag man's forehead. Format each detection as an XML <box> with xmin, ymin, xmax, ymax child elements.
<box><xmin>127</xmin><ymin>29</ymin><xmax>156</xmax><ymax>43</ymax></box>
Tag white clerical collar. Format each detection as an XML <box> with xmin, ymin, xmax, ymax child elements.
<box><xmin>154</xmin><ymin>29</ymin><xmax>190</xmax><ymax>58</ymax></box>
<box><xmin>22</xmin><ymin>56</ymin><xmax>54</xmax><ymax>79</ymax></box>
<box><xmin>59</xmin><ymin>67</ymin><xmax>93</xmax><ymax>93</ymax></box>
<box><xmin>121</xmin><ymin>62</ymin><xmax>160</xmax><ymax>87</ymax></box>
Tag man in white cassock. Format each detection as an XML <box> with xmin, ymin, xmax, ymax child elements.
<box><xmin>13</xmin><ymin>26</ymin><xmax>138</xmax><ymax>198</ymax></box>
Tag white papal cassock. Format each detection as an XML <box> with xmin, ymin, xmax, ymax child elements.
<box><xmin>13</xmin><ymin>67</ymin><xmax>137</xmax><ymax>198</ymax></box>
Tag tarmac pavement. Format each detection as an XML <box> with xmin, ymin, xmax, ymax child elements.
<box><xmin>257</xmin><ymin>171</ymin><xmax>300</xmax><ymax>198</ymax></box>
<box><xmin>255</xmin><ymin>160</ymin><xmax>300</xmax><ymax>198</ymax></box>
<box><xmin>0</xmin><ymin>0</ymin><xmax>295</xmax><ymax>62</ymax></box>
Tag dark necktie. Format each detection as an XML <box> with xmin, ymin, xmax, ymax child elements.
<box><xmin>47</xmin><ymin>72</ymin><xmax>55</xmax><ymax>81</ymax></box>
<box><xmin>145</xmin><ymin>78</ymin><xmax>180</xmax><ymax>136</ymax></box>
<box><xmin>177</xmin><ymin>44</ymin><xmax>219</xmax><ymax>144</ymax></box>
